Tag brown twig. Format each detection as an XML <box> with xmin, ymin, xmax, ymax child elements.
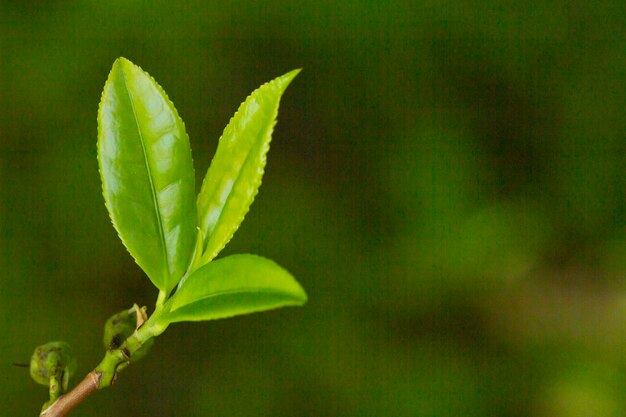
<box><xmin>40</xmin><ymin>371</ymin><xmax>102</xmax><ymax>417</ymax></box>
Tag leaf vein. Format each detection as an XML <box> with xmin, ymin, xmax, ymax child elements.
<box><xmin>173</xmin><ymin>287</ymin><xmax>303</xmax><ymax>311</ymax></box>
<box><xmin>120</xmin><ymin>71</ymin><xmax>170</xmax><ymax>282</ymax></box>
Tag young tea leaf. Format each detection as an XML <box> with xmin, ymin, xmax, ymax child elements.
<box><xmin>196</xmin><ymin>70</ymin><xmax>300</xmax><ymax>265</ymax></box>
<box><xmin>157</xmin><ymin>254</ymin><xmax>307</xmax><ymax>324</ymax></box>
<box><xmin>98</xmin><ymin>57</ymin><xmax>197</xmax><ymax>294</ymax></box>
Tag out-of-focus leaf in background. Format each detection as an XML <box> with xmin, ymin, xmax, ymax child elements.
<box><xmin>1</xmin><ymin>1</ymin><xmax>624</xmax><ymax>416</ymax></box>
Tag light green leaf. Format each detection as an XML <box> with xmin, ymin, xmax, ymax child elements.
<box><xmin>196</xmin><ymin>70</ymin><xmax>300</xmax><ymax>265</ymax></box>
<box><xmin>157</xmin><ymin>254</ymin><xmax>307</xmax><ymax>324</ymax></box>
<box><xmin>98</xmin><ymin>57</ymin><xmax>197</xmax><ymax>293</ymax></box>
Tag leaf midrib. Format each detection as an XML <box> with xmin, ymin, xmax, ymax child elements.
<box><xmin>121</xmin><ymin>69</ymin><xmax>170</xmax><ymax>282</ymax></box>
<box><xmin>172</xmin><ymin>286</ymin><xmax>304</xmax><ymax>312</ymax></box>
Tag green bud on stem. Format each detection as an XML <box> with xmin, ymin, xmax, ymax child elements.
<box><xmin>103</xmin><ymin>305</ymin><xmax>153</xmax><ymax>362</ymax></box>
<box><xmin>30</xmin><ymin>341</ymin><xmax>77</xmax><ymax>404</ymax></box>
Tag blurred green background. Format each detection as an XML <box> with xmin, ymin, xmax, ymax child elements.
<box><xmin>1</xmin><ymin>1</ymin><xmax>625</xmax><ymax>416</ymax></box>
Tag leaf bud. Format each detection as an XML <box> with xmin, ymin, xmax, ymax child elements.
<box><xmin>103</xmin><ymin>305</ymin><xmax>153</xmax><ymax>362</ymax></box>
<box><xmin>30</xmin><ymin>341</ymin><xmax>77</xmax><ymax>392</ymax></box>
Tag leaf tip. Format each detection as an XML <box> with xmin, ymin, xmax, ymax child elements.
<box><xmin>113</xmin><ymin>56</ymin><xmax>132</xmax><ymax>68</ymax></box>
<box><xmin>111</xmin><ymin>57</ymin><xmax>142</xmax><ymax>81</ymax></box>
<box><xmin>278</xmin><ymin>68</ymin><xmax>302</xmax><ymax>89</ymax></box>
<box><xmin>295</xmin><ymin>289</ymin><xmax>308</xmax><ymax>306</ymax></box>
<box><xmin>290</xmin><ymin>279</ymin><xmax>308</xmax><ymax>306</ymax></box>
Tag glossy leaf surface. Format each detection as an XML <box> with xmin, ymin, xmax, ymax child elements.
<box><xmin>158</xmin><ymin>254</ymin><xmax>307</xmax><ymax>324</ymax></box>
<box><xmin>98</xmin><ymin>58</ymin><xmax>197</xmax><ymax>293</ymax></box>
<box><xmin>197</xmin><ymin>70</ymin><xmax>300</xmax><ymax>264</ymax></box>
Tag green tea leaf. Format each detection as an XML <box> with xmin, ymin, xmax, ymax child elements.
<box><xmin>196</xmin><ymin>70</ymin><xmax>300</xmax><ymax>265</ymax></box>
<box><xmin>158</xmin><ymin>254</ymin><xmax>307</xmax><ymax>324</ymax></box>
<box><xmin>98</xmin><ymin>57</ymin><xmax>197</xmax><ymax>293</ymax></box>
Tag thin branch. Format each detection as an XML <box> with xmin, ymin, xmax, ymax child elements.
<box><xmin>40</xmin><ymin>371</ymin><xmax>101</xmax><ymax>417</ymax></box>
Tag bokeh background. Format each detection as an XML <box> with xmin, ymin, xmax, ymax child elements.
<box><xmin>1</xmin><ymin>1</ymin><xmax>625</xmax><ymax>416</ymax></box>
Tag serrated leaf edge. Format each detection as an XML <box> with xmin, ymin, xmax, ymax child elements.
<box><xmin>198</xmin><ymin>70</ymin><xmax>300</xmax><ymax>264</ymax></box>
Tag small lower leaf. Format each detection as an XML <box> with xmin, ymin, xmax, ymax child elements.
<box><xmin>157</xmin><ymin>254</ymin><xmax>307</xmax><ymax>324</ymax></box>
